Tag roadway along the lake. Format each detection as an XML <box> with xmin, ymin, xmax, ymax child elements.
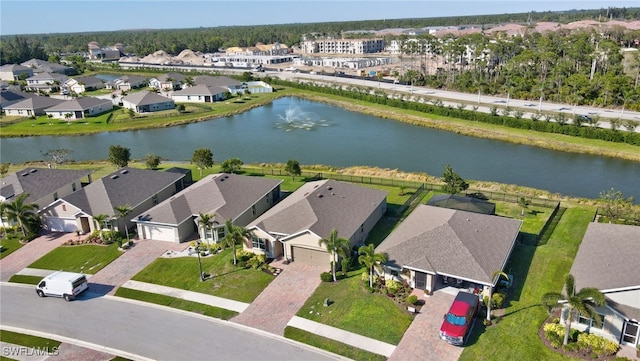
<box><xmin>0</xmin><ymin>283</ymin><xmax>342</xmax><ymax>361</ymax></box>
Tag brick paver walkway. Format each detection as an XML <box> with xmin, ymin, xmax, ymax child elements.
<box><xmin>45</xmin><ymin>343</ymin><xmax>113</xmax><ymax>361</ymax></box>
<box><xmin>87</xmin><ymin>239</ymin><xmax>187</xmax><ymax>296</ymax></box>
<box><xmin>0</xmin><ymin>232</ymin><xmax>79</xmax><ymax>282</ymax></box>
<box><xmin>389</xmin><ymin>291</ymin><xmax>461</xmax><ymax>361</ymax></box>
<box><xmin>231</xmin><ymin>260</ymin><xmax>323</xmax><ymax>335</ymax></box>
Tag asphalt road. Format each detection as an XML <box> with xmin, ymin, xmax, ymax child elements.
<box><xmin>269</xmin><ymin>70</ymin><xmax>640</xmax><ymax>129</ymax></box>
<box><xmin>0</xmin><ymin>283</ymin><xmax>340</xmax><ymax>361</ymax></box>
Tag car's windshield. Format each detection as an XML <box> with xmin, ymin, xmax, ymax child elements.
<box><xmin>445</xmin><ymin>313</ymin><xmax>467</xmax><ymax>326</ymax></box>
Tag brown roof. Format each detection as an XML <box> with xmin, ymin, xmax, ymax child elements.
<box><xmin>376</xmin><ymin>204</ymin><xmax>522</xmax><ymax>285</ymax></box>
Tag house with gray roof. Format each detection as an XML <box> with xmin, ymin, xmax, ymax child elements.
<box><xmin>149</xmin><ymin>72</ymin><xmax>188</xmax><ymax>91</ymax></box>
<box><xmin>1</xmin><ymin>89</ymin><xmax>38</xmax><ymax>111</ymax></box>
<box><xmin>567</xmin><ymin>222</ymin><xmax>640</xmax><ymax>347</ymax></box>
<box><xmin>24</xmin><ymin>72</ymin><xmax>67</xmax><ymax>93</ymax></box>
<box><xmin>133</xmin><ymin>173</ymin><xmax>282</xmax><ymax>243</ymax></box>
<box><xmin>171</xmin><ymin>84</ymin><xmax>226</xmax><ymax>103</ymax></box>
<box><xmin>44</xmin><ymin>97</ymin><xmax>113</xmax><ymax>119</ymax></box>
<box><xmin>64</xmin><ymin>76</ymin><xmax>105</xmax><ymax>94</ymax></box>
<box><xmin>106</xmin><ymin>75</ymin><xmax>148</xmax><ymax>91</ymax></box>
<box><xmin>246</xmin><ymin>179</ymin><xmax>388</xmax><ymax>266</ymax></box>
<box><xmin>3</xmin><ymin>96</ymin><xmax>64</xmax><ymax>117</ymax></box>
<box><xmin>122</xmin><ymin>91</ymin><xmax>175</xmax><ymax>113</ymax></box>
<box><xmin>375</xmin><ymin>204</ymin><xmax>522</xmax><ymax>296</ymax></box>
<box><xmin>39</xmin><ymin>167</ymin><xmax>188</xmax><ymax>234</ymax></box>
<box><xmin>0</xmin><ymin>64</ymin><xmax>33</xmax><ymax>81</ymax></box>
<box><xmin>21</xmin><ymin>59</ymin><xmax>74</xmax><ymax>75</ymax></box>
<box><xmin>194</xmin><ymin>75</ymin><xmax>245</xmax><ymax>95</ymax></box>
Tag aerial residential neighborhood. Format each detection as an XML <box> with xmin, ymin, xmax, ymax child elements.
<box><xmin>1</xmin><ymin>2</ymin><xmax>640</xmax><ymax>361</ymax></box>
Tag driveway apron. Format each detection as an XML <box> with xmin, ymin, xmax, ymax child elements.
<box><xmin>231</xmin><ymin>261</ymin><xmax>323</xmax><ymax>335</ymax></box>
<box><xmin>0</xmin><ymin>232</ymin><xmax>75</xmax><ymax>282</ymax></box>
<box><xmin>389</xmin><ymin>291</ymin><xmax>462</xmax><ymax>361</ymax></box>
<box><xmin>88</xmin><ymin>239</ymin><xmax>187</xmax><ymax>296</ymax></box>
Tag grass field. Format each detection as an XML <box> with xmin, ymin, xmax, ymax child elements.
<box><xmin>284</xmin><ymin>326</ymin><xmax>387</xmax><ymax>361</ymax></box>
<box><xmin>28</xmin><ymin>243</ymin><xmax>122</xmax><ymax>274</ymax></box>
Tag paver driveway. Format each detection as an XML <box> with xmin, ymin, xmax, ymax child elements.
<box><xmin>231</xmin><ymin>261</ymin><xmax>323</xmax><ymax>335</ymax></box>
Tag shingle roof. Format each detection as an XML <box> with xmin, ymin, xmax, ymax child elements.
<box><xmin>248</xmin><ymin>179</ymin><xmax>388</xmax><ymax>240</ymax></box>
<box><xmin>62</xmin><ymin>167</ymin><xmax>185</xmax><ymax>217</ymax></box>
<box><xmin>122</xmin><ymin>91</ymin><xmax>173</xmax><ymax>106</ymax></box>
<box><xmin>571</xmin><ymin>222</ymin><xmax>640</xmax><ymax>291</ymax></box>
<box><xmin>3</xmin><ymin>96</ymin><xmax>64</xmax><ymax>110</ymax></box>
<box><xmin>26</xmin><ymin>72</ymin><xmax>66</xmax><ymax>81</ymax></box>
<box><xmin>157</xmin><ymin>73</ymin><xmax>187</xmax><ymax>82</ymax></box>
<box><xmin>193</xmin><ymin>75</ymin><xmax>241</xmax><ymax>87</ymax></box>
<box><xmin>0</xmin><ymin>64</ymin><xmax>31</xmax><ymax>72</ymax></box>
<box><xmin>376</xmin><ymin>204</ymin><xmax>522</xmax><ymax>285</ymax></box>
<box><xmin>1</xmin><ymin>89</ymin><xmax>37</xmax><ymax>107</ymax></box>
<box><xmin>70</xmin><ymin>75</ymin><xmax>104</xmax><ymax>85</ymax></box>
<box><xmin>0</xmin><ymin>168</ymin><xmax>91</xmax><ymax>207</ymax></box>
<box><xmin>45</xmin><ymin>97</ymin><xmax>112</xmax><ymax>111</ymax></box>
<box><xmin>136</xmin><ymin>173</ymin><xmax>281</xmax><ymax>225</ymax></box>
<box><xmin>172</xmin><ymin>84</ymin><xmax>225</xmax><ymax>96</ymax></box>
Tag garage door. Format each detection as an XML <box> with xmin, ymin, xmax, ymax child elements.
<box><xmin>291</xmin><ymin>246</ymin><xmax>328</xmax><ymax>267</ymax></box>
<box><xmin>46</xmin><ymin>217</ymin><xmax>77</xmax><ymax>232</ymax></box>
<box><xmin>140</xmin><ymin>225</ymin><xmax>177</xmax><ymax>242</ymax></box>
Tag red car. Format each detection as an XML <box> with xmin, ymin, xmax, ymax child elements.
<box><xmin>439</xmin><ymin>291</ymin><xmax>479</xmax><ymax>346</ymax></box>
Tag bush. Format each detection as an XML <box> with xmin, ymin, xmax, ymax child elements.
<box><xmin>491</xmin><ymin>292</ymin><xmax>507</xmax><ymax>309</ymax></box>
<box><xmin>406</xmin><ymin>295</ymin><xmax>418</xmax><ymax>305</ymax></box>
<box><xmin>209</xmin><ymin>243</ymin><xmax>221</xmax><ymax>253</ymax></box>
<box><xmin>577</xmin><ymin>333</ymin><xmax>619</xmax><ymax>356</ymax></box>
<box><xmin>385</xmin><ymin>279</ymin><xmax>402</xmax><ymax>295</ymax></box>
<box><xmin>246</xmin><ymin>254</ymin><xmax>267</xmax><ymax>269</ymax></box>
<box><xmin>320</xmin><ymin>272</ymin><xmax>333</xmax><ymax>282</ymax></box>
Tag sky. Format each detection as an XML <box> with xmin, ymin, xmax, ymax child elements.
<box><xmin>1</xmin><ymin>0</ymin><xmax>638</xmax><ymax>36</ymax></box>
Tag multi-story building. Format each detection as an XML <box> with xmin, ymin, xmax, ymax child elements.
<box><xmin>302</xmin><ymin>38</ymin><xmax>385</xmax><ymax>54</ymax></box>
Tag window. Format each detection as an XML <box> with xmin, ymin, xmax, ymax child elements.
<box><xmin>252</xmin><ymin>235</ymin><xmax>266</xmax><ymax>250</ymax></box>
<box><xmin>578</xmin><ymin>313</ymin><xmax>605</xmax><ymax>330</ymax></box>
<box><xmin>251</xmin><ymin>204</ymin><xmax>256</xmax><ymax>216</ymax></box>
<box><xmin>204</xmin><ymin>227</ymin><xmax>213</xmax><ymax>241</ymax></box>
<box><xmin>152</xmin><ymin>194</ymin><xmax>158</xmax><ymax>205</ymax></box>
<box><xmin>53</xmin><ymin>192</ymin><xmax>58</xmax><ymax>201</ymax></box>
<box><xmin>216</xmin><ymin>227</ymin><xmax>225</xmax><ymax>240</ymax></box>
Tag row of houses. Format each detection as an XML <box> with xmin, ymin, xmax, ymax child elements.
<box><xmin>1</xmin><ymin>165</ymin><xmax>638</xmax><ymax>348</ymax></box>
<box><xmin>2</xmin><ymin>73</ymin><xmax>273</xmax><ymax>119</ymax></box>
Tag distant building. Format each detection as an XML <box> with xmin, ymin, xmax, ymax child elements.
<box><xmin>301</xmin><ymin>38</ymin><xmax>385</xmax><ymax>54</ymax></box>
<box><xmin>87</xmin><ymin>41</ymin><xmax>124</xmax><ymax>60</ymax></box>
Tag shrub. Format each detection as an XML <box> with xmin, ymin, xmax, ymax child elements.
<box><xmin>406</xmin><ymin>295</ymin><xmax>418</xmax><ymax>305</ymax></box>
<box><xmin>385</xmin><ymin>279</ymin><xmax>402</xmax><ymax>294</ymax></box>
<box><xmin>209</xmin><ymin>243</ymin><xmax>221</xmax><ymax>253</ymax></box>
<box><xmin>320</xmin><ymin>272</ymin><xmax>333</xmax><ymax>282</ymax></box>
<box><xmin>246</xmin><ymin>254</ymin><xmax>267</xmax><ymax>269</ymax></box>
<box><xmin>577</xmin><ymin>332</ymin><xmax>619</xmax><ymax>356</ymax></box>
<box><xmin>491</xmin><ymin>292</ymin><xmax>507</xmax><ymax>309</ymax></box>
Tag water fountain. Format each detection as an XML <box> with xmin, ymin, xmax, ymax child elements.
<box><xmin>274</xmin><ymin>106</ymin><xmax>331</xmax><ymax>131</ymax></box>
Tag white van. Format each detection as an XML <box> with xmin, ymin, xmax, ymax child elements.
<box><xmin>36</xmin><ymin>271</ymin><xmax>89</xmax><ymax>301</ymax></box>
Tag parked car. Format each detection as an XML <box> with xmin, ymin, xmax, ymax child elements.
<box><xmin>36</xmin><ymin>271</ymin><xmax>89</xmax><ymax>302</ymax></box>
<box><xmin>439</xmin><ymin>291</ymin><xmax>479</xmax><ymax>346</ymax></box>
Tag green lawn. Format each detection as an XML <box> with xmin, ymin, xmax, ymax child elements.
<box><xmin>28</xmin><ymin>243</ymin><xmax>122</xmax><ymax>274</ymax></box>
<box><xmin>0</xmin><ymin>236</ymin><xmax>24</xmax><ymax>260</ymax></box>
<box><xmin>459</xmin><ymin>206</ymin><xmax>596</xmax><ymax>361</ymax></box>
<box><xmin>284</xmin><ymin>326</ymin><xmax>386</xmax><ymax>361</ymax></box>
<box><xmin>132</xmin><ymin>247</ymin><xmax>274</xmax><ymax>303</ymax></box>
<box><xmin>297</xmin><ymin>268</ymin><xmax>413</xmax><ymax>345</ymax></box>
<box><xmin>0</xmin><ymin>330</ymin><xmax>61</xmax><ymax>349</ymax></box>
<box><xmin>494</xmin><ymin>201</ymin><xmax>553</xmax><ymax>235</ymax></box>
<box><xmin>114</xmin><ymin>287</ymin><xmax>237</xmax><ymax>320</ymax></box>
<box><xmin>8</xmin><ymin>275</ymin><xmax>42</xmax><ymax>285</ymax></box>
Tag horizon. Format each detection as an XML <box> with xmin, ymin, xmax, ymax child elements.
<box><xmin>1</xmin><ymin>1</ymin><xmax>639</xmax><ymax>36</ymax></box>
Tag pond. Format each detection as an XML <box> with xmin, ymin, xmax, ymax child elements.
<box><xmin>1</xmin><ymin>97</ymin><xmax>638</xmax><ymax>201</ymax></box>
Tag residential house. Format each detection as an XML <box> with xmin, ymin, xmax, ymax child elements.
<box><xmin>171</xmin><ymin>84</ymin><xmax>226</xmax><ymax>103</ymax></box>
<box><xmin>567</xmin><ymin>222</ymin><xmax>640</xmax><ymax>348</ymax></box>
<box><xmin>194</xmin><ymin>75</ymin><xmax>245</xmax><ymax>95</ymax></box>
<box><xmin>376</xmin><ymin>204</ymin><xmax>522</xmax><ymax>296</ymax></box>
<box><xmin>0</xmin><ymin>89</ymin><xmax>37</xmax><ymax>110</ymax></box>
<box><xmin>134</xmin><ymin>173</ymin><xmax>282</xmax><ymax>243</ymax></box>
<box><xmin>245</xmin><ymin>179</ymin><xmax>388</xmax><ymax>266</ymax></box>
<box><xmin>64</xmin><ymin>76</ymin><xmax>105</xmax><ymax>94</ymax></box>
<box><xmin>24</xmin><ymin>72</ymin><xmax>67</xmax><ymax>93</ymax></box>
<box><xmin>40</xmin><ymin>167</ymin><xmax>189</xmax><ymax>234</ymax></box>
<box><xmin>426</xmin><ymin>194</ymin><xmax>496</xmax><ymax>215</ymax></box>
<box><xmin>44</xmin><ymin>97</ymin><xmax>113</xmax><ymax>120</ymax></box>
<box><xmin>106</xmin><ymin>75</ymin><xmax>147</xmax><ymax>91</ymax></box>
<box><xmin>0</xmin><ymin>168</ymin><xmax>92</xmax><ymax>228</ymax></box>
<box><xmin>21</xmin><ymin>59</ymin><xmax>74</xmax><ymax>75</ymax></box>
<box><xmin>0</xmin><ymin>64</ymin><xmax>33</xmax><ymax>81</ymax></box>
<box><xmin>3</xmin><ymin>96</ymin><xmax>64</xmax><ymax>117</ymax></box>
<box><xmin>122</xmin><ymin>91</ymin><xmax>175</xmax><ymax>113</ymax></box>
<box><xmin>148</xmin><ymin>73</ymin><xmax>188</xmax><ymax>91</ymax></box>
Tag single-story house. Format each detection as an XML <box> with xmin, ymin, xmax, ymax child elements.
<box><xmin>426</xmin><ymin>194</ymin><xmax>496</xmax><ymax>215</ymax></box>
<box><xmin>245</xmin><ymin>179</ymin><xmax>388</xmax><ymax>266</ymax></box>
<box><xmin>193</xmin><ymin>75</ymin><xmax>245</xmax><ymax>95</ymax></box>
<box><xmin>149</xmin><ymin>72</ymin><xmax>188</xmax><ymax>91</ymax></box>
<box><xmin>1</xmin><ymin>89</ymin><xmax>36</xmax><ymax>109</ymax></box>
<box><xmin>0</xmin><ymin>168</ymin><xmax>92</xmax><ymax>228</ymax></box>
<box><xmin>171</xmin><ymin>84</ymin><xmax>226</xmax><ymax>103</ymax></box>
<box><xmin>44</xmin><ymin>97</ymin><xmax>113</xmax><ymax>119</ymax></box>
<box><xmin>122</xmin><ymin>91</ymin><xmax>175</xmax><ymax>113</ymax></box>
<box><xmin>0</xmin><ymin>64</ymin><xmax>33</xmax><ymax>81</ymax></box>
<box><xmin>3</xmin><ymin>96</ymin><xmax>64</xmax><ymax>117</ymax></box>
<box><xmin>64</xmin><ymin>76</ymin><xmax>105</xmax><ymax>94</ymax></box>
<box><xmin>21</xmin><ymin>59</ymin><xmax>74</xmax><ymax>75</ymax></box>
<box><xmin>566</xmin><ymin>222</ymin><xmax>640</xmax><ymax>348</ymax></box>
<box><xmin>39</xmin><ymin>167</ymin><xmax>189</xmax><ymax>234</ymax></box>
<box><xmin>24</xmin><ymin>72</ymin><xmax>67</xmax><ymax>93</ymax></box>
<box><xmin>134</xmin><ymin>173</ymin><xmax>282</xmax><ymax>243</ymax></box>
<box><xmin>376</xmin><ymin>204</ymin><xmax>522</xmax><ymax>296</ymax></box>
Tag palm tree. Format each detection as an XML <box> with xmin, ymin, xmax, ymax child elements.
<box><xmin>542</xmin><ymin>274</ymin><xmax>605</xmax><ymax>345</ymax></box>
<box><xmin>92</xmin><ymin>214</ymin><xmax>109</xmax><ymax>242</ymax></box>
<box><xmin>221</xmin><ymin>219</ymin><xmax>250</xmax><ymax>265</ymax></box>
<box><xmin>197</xmin><ymin>212</ymin><xmax>214</xmax><ymax>243</ymax></box>
<box><xmin>486</xmin><ymin>271</ymin><xmax>510</xmax><ymax>322</ymax></box>
<box><xmin>113</xmin><ymin>205</ymin><xmax>132</xmax><ymax>241</ymax></box>
<box><xmin>358</xmin><ymin>244</ymin><xmax>387</xmax><ymax>288</ymax></box>
<box><xmin>4</xmin><ymin>193</ymin><xmax>39</xmax><ymax>238</ymax></box>
<box><xmin>518</xmin><ymin>197</ymin><xmax>530</xmax><ymax>216</ymax></box>
<box><xmin>0</xmin><ymin>202</ymin><xmax>7</xmax><ymax>238</ymax></box>
<box><xmin>318</xmin><ymin>229</ymin><xmax>350</xmax><ymax>282</ymax></box>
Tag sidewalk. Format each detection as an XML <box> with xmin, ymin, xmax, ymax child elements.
<box><xmin>0</xmin><ymin>341</ymin><xmax>113</xmax><ymax>361</ymax></box>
